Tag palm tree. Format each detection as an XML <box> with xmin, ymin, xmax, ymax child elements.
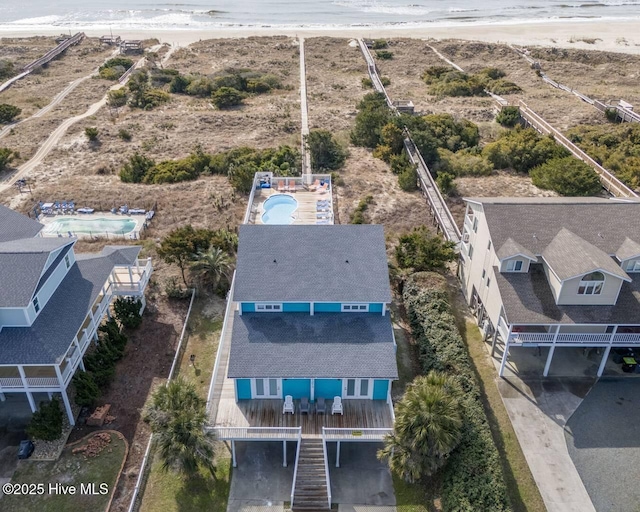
<box><xmin>189</xmin><ymin>246</ymin><xmax>233</xmax><ymax>293</ymax></box>
<box><xmin>144</xmin><ymin>378</ymin><xmax>216</xmax><ymax>477</ymax></box>
<box><xmin>378</xmin><ymin>371</ymin><xmax>463</xmax><ymax>483</ymax></box>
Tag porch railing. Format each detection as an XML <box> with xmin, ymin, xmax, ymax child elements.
<box><xmin>321</xmin><ymin>427</ymin><xmax>393</xmax><ymax>441</ymax></box>
<box><xmin>207</xmin><ymin>426</ymin><xmax>302</xmax><ymax>441</ymax></box>
<box><xmin>290</xmin><ymin>429</ymin><xmax>303</xmax><ymax>508</ymax></box>
<box><xmin>0</xmin><ymin>377</ymin><xmax>60</xmax><ymax>389</ymax></box>
<box><xmin>322</xmin><ymin>431</ymin><xmax>332</xmax><ymax>509</ymax></box>
<box><xmin>509</xmin><ymin>332</ymin><xmax>640</xmax><ymax>345</ymax></box>
<box><xmin>0</xmin><ymin>378</ymin><xmax>24</xmax><ymax>388</ymax></box>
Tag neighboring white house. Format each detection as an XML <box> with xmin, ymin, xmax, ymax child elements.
<box><xmin>458</xmin><ymin>197</ymin><xmax>640</xmax><ymax>377</ymax></box>
<box><xmin>0</xmin><ymin>205</ymin><xmax>152</xmax><ymax>424</ymax></box>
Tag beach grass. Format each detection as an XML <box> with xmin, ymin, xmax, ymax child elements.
<box><xmin>138</xmin><ymin>296</ymin><xmax>231</xmax><ymax>512</ymax></box>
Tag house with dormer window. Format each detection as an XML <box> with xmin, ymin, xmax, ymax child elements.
<box><xmin>0</xmin><ymin>205</ymin><xmax>152</xmax><ymax>425</ymax></box>
<box><xmin>458</xmin><ymin>197</ymin><xmax>640</xmax><ymax>378</ymax></box>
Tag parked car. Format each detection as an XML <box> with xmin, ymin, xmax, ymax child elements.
<box><xmin>17</xmin><ymin>440</ymin><xmax>34</xmax><ymax>459</ymax></box>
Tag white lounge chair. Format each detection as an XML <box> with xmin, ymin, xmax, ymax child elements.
<box><xmin>283</xmin><ymin>395</ymin><xmax>295</xmax><ymax>415</ymax></box>
<box><xmin>331</xmin><ymin>396</ymin><xmax>343</xmax><ymax>415</ymax></box>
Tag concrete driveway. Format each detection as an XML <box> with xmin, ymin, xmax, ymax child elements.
<box><xmin>565</xmin><ymin>378</ymin><xmax>640</xmax><ymax>512</ymax></box>
<box><xmin>0</xmin><ymin>393</ymin><xmax>34</xmax><ymax>489</ymax></box>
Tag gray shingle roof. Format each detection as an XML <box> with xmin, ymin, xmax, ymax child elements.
<box><xmin>616</xmin><ymin>237</ymin><xmax>640</xmax><ymax>262</ymax></box>
<box><xmin>0</xmin><ymin>238</ymin><xmax>75</xmax><ymax>308</ymax></box>
<box><xmin>0</xmin><ymin>257</ymin><xmax>116</xmax><ymax>365</ymax></box>
<box><xmin>494</xmin><ymin>264</ymin><xmax>640</xmax><ymax>325</ymax></box>
<box><xmin>496</xmin><ymin>238</ymin><xmax>537</xmax><ymax>261</ymax></box>
<box><xmin>465</xmin><ymin>197</ymin><xmax>640</xmax><ymax>257</ymax></box>
<box><xmin>0</xmin><ymin>205</ymin><xmax>43</xmax><ymax>243</ymax></box>
<box><xmin>76</xmin><ymin>245</ymin><xmax>141</xmax><ymax>265</ymax></box>
<box><xmin>227</xmin><ymin>312</ymin><xmax>398</xmax><ymax>379</ymax></box>
<box><xmin>233</xmin><ymin>225</ymin><xmax>392</xmax><ymax>303</ymax></box>
<box><xmin>542</xmin><ymin>228</ymin><xmax>630</xmax><ymax>282</ymax></box>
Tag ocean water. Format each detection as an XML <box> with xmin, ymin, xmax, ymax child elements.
<box><xmin>0</xmin><ymin>0</ymin><xmax>639</xmax><ymax>31</ymax></box>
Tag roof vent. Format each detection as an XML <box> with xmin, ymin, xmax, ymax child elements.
<box><xmin>273</xmin><ymin>259</ymin><xmax>277</xmax><ymax>263</ymax></box>
<box><xmin>598</xmin><ymin>233</ymin><xmax>604</xmax><ymax>239</ymax></box>
<box><xmin>345</xmin><ymin>259</ymin><xmax>349</xmax><ymax>263</ymax></box>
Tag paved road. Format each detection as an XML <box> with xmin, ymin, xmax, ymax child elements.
<box><xmin>565</xmin><ymin>378</ymin><xmax>640</xmax><ymax>512</ymax></box>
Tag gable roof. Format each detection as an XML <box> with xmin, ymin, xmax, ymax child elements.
<box><xmin>464</xmin><ymin>197</ymin><xmax>640</xmax><ymax>257</ymax></box>
<box><xmin>496</xmin><ymin>237</ymin><xmax>537</xmax><ymax>261</ymax></box>
<box><xmin>0</xmin><ymin>205</ymin><xmax>43</xmax><ymax>242</ymax></box>
<box><xmin>76</xmin><ymin>245</ymin><xmax>141</xmax><ymax>265</ymax></box>
<box><xmin>0</xmin><ymin>238</ymin><xmax>76</xmax><ymax>308</ymax></box>
<box><xmin>542</xmin><ymin>228</ymin><xmax>630</xmax><ymax>282</ymax></box>
<box><xmin>233</xmin><ymin>225</ymin><xmax>392</xmax><ymax>303</ymax></box>
<box><xmin>227</xmin><ymin>312</ymin><xmax>398</xmax><ymax>379</ymax></box>
<box><xmin>616</xmin><ymin>237</ymin><xmax>640</xmax><ymax>262</ymax></box>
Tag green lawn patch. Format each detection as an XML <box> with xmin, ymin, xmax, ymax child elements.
<box><xmin>394</xmin><ymin>473</ymin><xmax>433</xmax><ymax>512</ymax></box>
<box><xmin>3</xmin><ymin>432</ymin><xmax>126</xmax><ymax>512</ymax></box>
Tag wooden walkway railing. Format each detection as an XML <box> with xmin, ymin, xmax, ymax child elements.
<box><xmin>358</xmin><ymin>39</ymin><xmax>461</xmax><ymax>246</ymax></box>
<box><xmin>517</xmin><ymin>100</ymin><xmax>638</xmax><ymax>198</ymax></box>
<box><xmin>299</xmin><ymin>38</ymin><xmax>311</xmax><ymax>176</ymax></box>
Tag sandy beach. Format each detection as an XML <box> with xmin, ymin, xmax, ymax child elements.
<box><xmin>1</xmin><ymin>19</ymin><xmax>640</xmax><ymax>54</ymax></box>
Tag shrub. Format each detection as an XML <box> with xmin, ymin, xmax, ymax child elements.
<box><xmin>350</xmin><ymin>195</ymin><xmax>373</xmax><ymax>224</ymax></box>
<box><xmin>107</xmin><ymin>89</ymin><xmax>128</xmax><ymax>109</ymax></box>
<box><xmin>376</xmin><ymin>50</ymin><xmax>393</xmax><ymax>60</ymax></box>
<box><xmin>0</xmin><ymin>103</ymin><xmax>21</xmax><ymax>124</ymax></box>
<box><xmin>307</xmin><ymin>130</ymin><xmax>347</xmax><ymax>171</ymax></box>
<box><xmin>403</xmin><ymin>274</ymin><xmax>510</xmax><ymax>512</ymax></box>
<box><xmin>488</xmin><ymin>78</ymin><xmax>522</xmax><ymax>95</ymax></box>
<box><xmin>27</xmin><ymin>398</ymin><xmax>63</xmax><ymax>440</ymax></box>
<box><xmin>380</xmin><ymin>76</ymin><xmax>391</xmax><ymax>86</ymax></box>
<box><xmin>165</xmin><ymin>276</ymin><xmax>191</xmax><ymax>299</ymax></box>
<box><xmin>361</xmin><ymin>77</ymin><xmax>373</xmax><ymax>89</ymax></box>
<box><xmin>434</xmin><ymin>148</ymin><xmax>493</xmax><ymax>177</ymax></box>
<box><xmin>85</xmin><ymin>127</ymin><xmax>99</xmax><ymax>141</ymax></box>
<box><xmin>0</xmin><ymin>59</ymin><xmax>15</xmax><ymax>80</ymax></box>
<box><xmin>118</xmin><ymin>128</ymin><xmax>132</xmax><ymax>141</ymax></box>
<box><xmin>495</xmin><ymin>106</ymin><xmax>521</xmax><ymax>127</ymax></box>
<box><xmin>73</xmin><ymin>371</ymin><xmax>101</xmax><ymax>407</ymax></box>
<box><xmin>120</xmin><ymin>153</ymin><xmax>156</xmax><ymax>183</ymax></box>
<box><xmin>246</xmin><ymin>79</ymin><xmax>271</xmax><ymax>93</ymax></box>
<box><xmin>185</xmin><ymin>77</ymin><xmax>214</xmax><ymax>97</ymax></box>
<box><xmin>372</xmin><ymin>39</ymin><xmax>388</xmax><ymax>49</ymax></box>
<box><xmin>113</xmin><ymin>297</ymin><xmax>143</xmax><ymax>329</ymax></box>
<box><xmin>422</xmin><ymin>65</ymin><xmax>519</xmax><ymax>97</ymax></box>
<box><xmin>605</xmin><ymin>108</ymin><xmax>619</xmax><ymax>123</ymax></box>
<box><xmin>396</xmin><ymin>227</ymin><xmax>456</xmax><ymax>271</ymax></box>
<box><xmin>351</xmin><ymin>92</ymin><xmax>392</xmax><ymax>148</ymax></box>
<box><xmin>530</xmin><ymin>156</ymin><xmax>602</xmax><ymax>196</ymax></box>
<box><xmin>169</xmin><ymin>74</ymin><xmax>191</xmax><ymax>94</ymax></box>
<box><xmin>0</xmin><ymin>147</ymin><xmax>16</xmax><ymax>171</ymax></box>
<box><xmin>212</xmin><ymin>87</ymin><xmax>245</xmax><ymax>109</ymax></box>
<box><xmin>98</xmin><ymin>57</ymin><xmax>133</xmax><ymax>80</ymax></box>
<box><xmin>436</xmin><ymin>171</ymin><xmax>457</xmax><ymax>196</ymax></box>
<box><xmin>398</xmin><ymin>165</ymin><xmax>419</xmax><ymax>192</ymax></box>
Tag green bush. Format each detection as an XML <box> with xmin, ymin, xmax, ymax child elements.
<box><xmin>398</xmin><ymin>165</ymin><xmax>418</xmax><ymax>192</ymax></box>
<box><xmin>376</xmin><ymin>50</ymin><xmax>394</xmax><ymax>60</ymax></box>
<box><xmin>107</xmin><ymin>89</ymin><xmax>128</xmax><ymax>109</ymax></box>
<box><xmin>165</xmin><ymin>276</ymin><xmax>191</xmax><ymax>299</ymax></box>
<box><xmin>422</xmin><ymin>65</ymin><xmax>520</xmax><ymax>97</ymax></box>
<box><xmin>351</xmin><ymin>92</ymin><xmax>393</xmax><ymax>148</ymax></box>
<box><xmin>350</xmin><ymin>195</ymin><xmax>373</xmax><ymax>224</ymax></box>
<box><xmin>483</xmin><ymin>127</ymin><xmax>569</xmax><ymax>173</ymax></box>
<box><xmin>530</xmin><ymin>156</ymin><xmax>602</xmax><ymax>196</ymax></box>
<box><xmin>185</xmin><ymin>77</ymin><xmax>214</xmax><ymax>97</ymax></box>
<box><xmin>98</xmin><ymin>57</ymin><xmax>133</xmax><ymax>80</ymax></box>
<box><xmin>605</xmin><ymin>108</ymin><xmax>619</xmax><ymax>123</ymax></box>
<box><xmin>0</xmin><ymin>103</ymin><xmax>21</xmax><ymax>124</ymax></box>
<box><xmin>150</xmin><ymin>68</ymin><xmax>179</xmax><ymax>86</ymax></box>
<box><xmin>73</xmin><ymin>371</ymin><xmax>101</xmax><ymax>407</ymax></box>
<box><xmin>488</xmin><ymin>79</ymin><xmax>522</xmax><ymax>95</ymax></box>
<box><xmin>495</xmin><ymin>106</ymin><xmax>521</xmax><ymax>127</ymax></box>
<box><xmin>118</xmin><ymin>128</ymin><xmax>132</xmax><ymax>141</ymax></box>
<box><xmin>0</xmin><ymin>147</ymin><xmax>17</xmax><ymax>171</ymax></box>
<box><xmin>396</xmin><ymin>228</ymin><xmax>456</xmax><ymax>271</ymax></box>
<box><xmin>434</xmin><ymin>148</ymin><xmax>493</xmax><ymax>177</ymax></box>
<box><xmin>403</xmin><ymin>274</ymin><xmax>510</xmax><ymax>512</ymax></box>
<box><xmin>380</xmin><ymin>76</ymin><xmax>391</xmax><ymax>86</ymax></box>
<box><xmin>120</xmin><ymin>153</ymin><xmax>156</xmax><ymax>183</ymax></box>
<box><xmin>27</xmin><ymin>398</ymin><xmax>64</xmax><ymax>440</ymax></box>
<box><xmin>372</xmin><ymin>39</ymin><xmax>388</xmax><ymax>49</ymax></box>
<box><xmin>0</xmin><ymin>59</ymin><xmax>15</xmax><ymax>80</ymax></box>
<box><xmin>99</xmin><ymin>67</ymin><xmax>122</xmax><ymax>80</ymax></box>
<box><xmin>85</xmin><ymin>127</ymin><xmax>99</xmax><ymax>142</ymax></box>
<box><xmin>361</xmin><ymin>77</ymin><xmax>373</xmax><ymax>89</ymax></box>
<box><xmin>436</xmin><ymin>171</ymin><xmax>457</xmax><ymax>196</ymax></box>
<box><xmin>169</xmin><ymin>74</ymin><xmax>191</xmax><ymax>93</ymax></box>
<box><xmin>212</xmin><ymin>87</ymin><xmax>245</xmax><ymax>109</ymax></box>
<box><xmin>307</xmin><ymin>130</ymin><xmax>347</xmax><ymax>171</ymax></box>
<box><xmin>113</xmin><ymin>297</ymin><xmax>143</xmax><ymax>329</ymax></box>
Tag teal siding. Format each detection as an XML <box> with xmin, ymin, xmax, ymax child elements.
<box><xmin>369</xmin><ymin>303</ymin><xmax>384</xmax><ymax>313</ymax></box>
<box><xmin>241</xmin><ymin>303</ymin><xmax>255</xmax><ymax>313</ymax></box>
<box><xmin>314</xmin><ymin>303</ymin><xmax>341</xmax><ymax>313</ymax></box>
<box><xmin>314</xmin><ymin>379</ymin><xmax>342</xmax><ymax>399</ymax></box>
<box><xmin>283</xmin><ymin>303</ymin><xmax>310</xmax><ymax>313</ymax></box>
<box><xmin>236</xmin><ymin>379</ymin><xmax>251</xmax><ymax>400</ymax></box>
<box><xmin>373</xmin><ymin>380</ymin><xmax>389</xmax><ymax>400</ymax></box>
<box><xmin>282</xmin><ymin>379</ymin><xmax>311</xmax><ymax>399</ymax></box>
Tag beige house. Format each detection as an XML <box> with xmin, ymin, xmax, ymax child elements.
<box><xmin>458</xmin><ymin>197</ymin><xmax>640</xmax><ymax>377</ymax></box>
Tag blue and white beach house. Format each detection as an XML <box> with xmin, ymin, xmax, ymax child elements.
<box><xmin>207</xmin><ymin>173</ymin><xmax>398</xmax><ymax>510</ymax></box>
<box><xmin>0</xmin><ymin>205</ymin><xmax>152</xmax><ymax>425</ymax></box>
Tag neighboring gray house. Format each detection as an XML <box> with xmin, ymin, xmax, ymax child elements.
<box><xmin>458</xmin><ymin>197</ymin><xmax>640</xmax><ymax>377</ymax></box>
<box><xmin>0</xmin><ymin>205</ymin><xmax>152</xmax><ymax>424</ymax></box>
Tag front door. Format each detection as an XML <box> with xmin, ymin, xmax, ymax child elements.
<box><xmin>343</xmin><ymin>378</ymin><xmax>372</xmax><ymax>399</ymax></box>
<box><xmin>253</xmin><ymin>378</ymin><xmax>281</xmax><ymax>398</ymax></box>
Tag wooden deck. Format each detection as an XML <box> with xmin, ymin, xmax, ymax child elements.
<box><xmin>248</xmin><ymin>186</ymin><xmax>333</xmax><ymax>225</ymax></box>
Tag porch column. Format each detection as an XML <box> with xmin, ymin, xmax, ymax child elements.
<box><xmin>17</xmin><ymin>366</ymin><xmax>36</xmax><ymax>412</ymax></box>
<box><xmin>498</xmin><ymin>333</ymin><xmax>511</xmax><ymax>377</ymax></box>
<box><xmin>231</xmin><ymin>440</ymin><xmax>237</xmax><ymax>467</ymax></box>
<box><xmin>283</xmin><ymin>440</ymin><xmax>287</xmax><ymax>467</ymax></box>
<box><xmin>597</xmin><ymin>346</ymin><xmax>612</xmax><ymax>377</ymax></box>
<box><xmin>310</xmin><ymin>302</ymin><xmax>314</xmax><ymax>316</ymax></box>
<box><xmin>55</xmin><ymin>366</ymin><xmax>75</xmax><ymax>426</ymax></box>
<box><xmin>0</xmin><ymin>393</ymin><xmax>5</xmax><ymax>402</ymax></box>
<box><xmin>543</xmin><ymin>345</ymin><xmax>556</xmax><ymax>377</ymax></box>
<box><xmin>336</xmin><ymin>441</ymin><xmax>341</xmax><ymax>468</ymax></box>
<box><xmin>382</xmin><ymin>304</ymin><xmax>385</xmax><ymax>316</ymax></box>
<box><xmin>310</xmin><ymin>379</ymin><xmax>315</xmax><ymax>402</ymax></box>
<box><xmin>128</xmin><ymin>266</ymin><xmax>134</xmax><ymax>285</ymax></box>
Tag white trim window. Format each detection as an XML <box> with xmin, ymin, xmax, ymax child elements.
<box><xmin>625</xmin><ymin>260</ymin><xmax>640</xmax><ymax>272</ymax></box>
<box><xmin>578</xmin><ymin>272</ymin><xmax>604</xmax><ymax>295</ymax></box>
<box><xmin>506</xmin><ymin>260</ymin><xmax>523</xmax><ymax>272</ymax></box>
<box><xmin>342</xmin><ymin>304</ymin><xmax>369</xmax><ymax>312</ymax></box>
<box><xmin>255</xmin><ymin>303</ymin><xmax>282</xmax><ymax>312</ymax></box>
<box><xmin>252</xmin><ymin>378</ymin><xmax>281</xmax><ymax>398</ymax></box>
<box><xmin>343</xmin><ymin>378</ymin><xmax>372</xmax><ymax>399</ymax></box>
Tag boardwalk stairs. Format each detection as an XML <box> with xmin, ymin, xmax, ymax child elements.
<box><xmin>292</xmin><ymin>439</ymin><xmax>330</xmax><ymax>511</ymax></box>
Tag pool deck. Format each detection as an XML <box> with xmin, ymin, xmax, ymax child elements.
<box><xmin>248</xmin><ymin>186</ymin><xmax>333</xmax><ymax>225</ymax></box>
<box><xmin>38</xmin><ymin>212</ymin><xmax>146</xmax><ymax>239</ymax></box>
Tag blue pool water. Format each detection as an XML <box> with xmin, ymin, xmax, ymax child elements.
<box><xmin>43</xmin><ymin>217</ymin><xmax>137</xmax><ymax>235</ymax></box>
<box><xmin>262</xmin><ymin>194</ymin><xmax>298</xmax><ymax>225</ymax></box>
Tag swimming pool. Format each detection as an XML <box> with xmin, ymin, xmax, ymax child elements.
<box><xmin>261</xmin><ymin>194</ymin><xmax>298</xmax><ymax>225</ymax></box>
<box><xmin>42</xmin><ymin>217</ymin><xmax>138</xmax><ymax>236</ymax></box>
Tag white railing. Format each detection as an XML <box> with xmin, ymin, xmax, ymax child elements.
<box><xmin>321</xmin><ymin>427</ymin><xmax>393</xmax><ymax>441</ymax></box>
<box><xmin>321</xmin><ymin>435</ymin><xmax>332</xmax><ymax>509</ymax></box>
<box><xmin>0</xmin><ymin>378</ymin><xmax>24</xmax><ymax>388</ymax></box>
<box><xmin>613</xmin><ymin>333</ymin><xmax>640</xmax><ymax>344</ymax></box>
<box><xmin>25</xmin><ymin>377</ymin><xmax>59</xmax><ymax>387</ymax></box>
<box><xmin>290</xmin><ymin>430</ymin><xmax>303</xmax><ymax>507</ymax></box>
<box><xmin>207</xmin><ymin>426</ymin><xmax>302</xmax><ymax>441</ymax></box>
<box><xmin>557</xmin><ymin>333</ymin><xmax>612</xmax><ymax>343</ymax></box>
<box><xmin>509</xmin><ymin>332</ymin><xmax>640</xmax><ymax>345</ymax></box>
<box><xmin>509</xmin><ymin>333</ymin><xmax>556</xmax><ymax>343</ymax></box>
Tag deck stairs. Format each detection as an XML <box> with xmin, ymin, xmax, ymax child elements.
<box><xmin>292</xmin><ymin>438</ymin><xmax>330</xmax><ymax>511</ymax></box>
